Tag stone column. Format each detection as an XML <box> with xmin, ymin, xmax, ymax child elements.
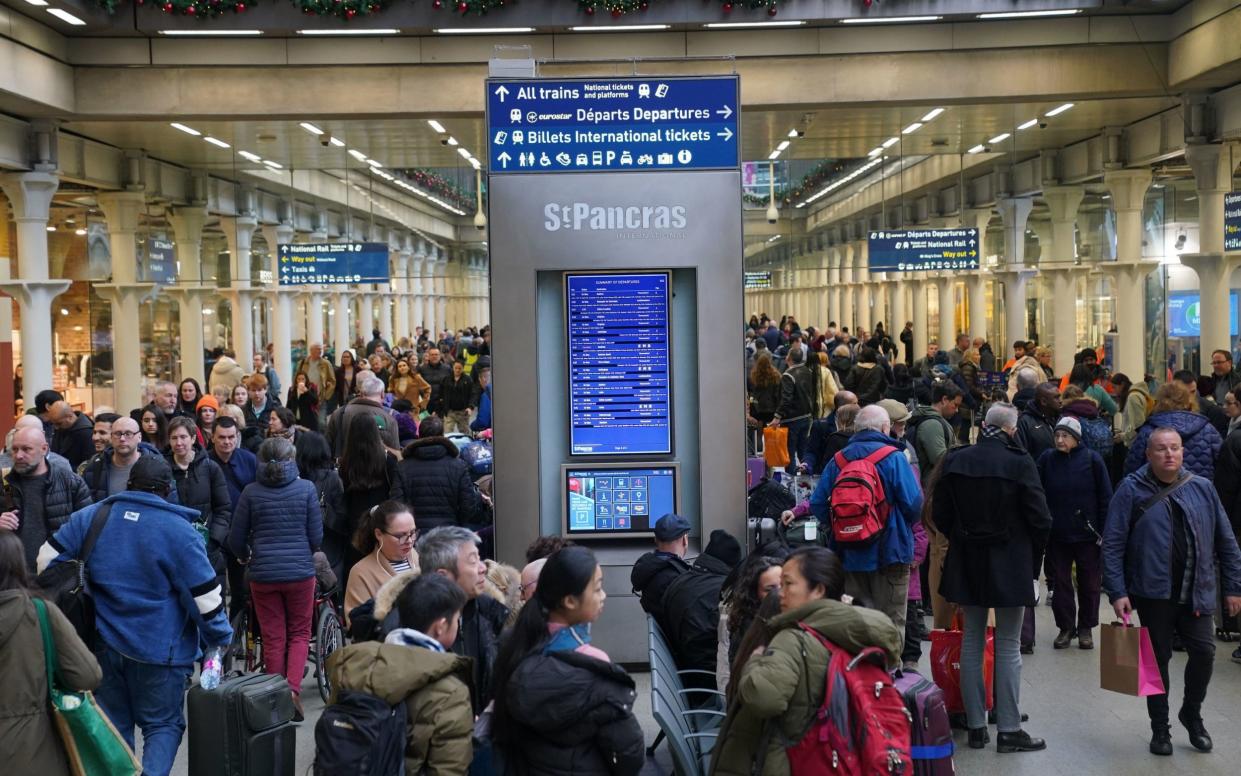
<box><xmin>434</xmin><ymin>249</ymin><xmax>449</xmax><ymax>338</ymax></box>
<box><xmin>854</xmin><ymin>241</ymin><xmax>873</xmax><ymax>333</ymax></box>
<box><xmin>827</xmin><ymin>247</ymin><xmax>842</xmax><ymax>326</ymax></box>
<box><xmin>966</xmin><ymin>274</ymin><xmax>988</xmax><ymax>343</ymax></box>
<box><xmin>910</xmin><ymin>277</ymin><xmax>928</xmax><ymax>360</ymax></box>
<box><xmin>0</xmin><ymin>172</ymin><xmax>70</xmax><ymax>408</ymax></box>
<box><xmin>167</xmin><ymin>206</ymin><xmax>210</xmax><ymax>384</ymax></box>
<box><xmin>1182</xmin><ymin>145</ymin><xmax>1241</xmax><ymax>358</ymax></box>
<box><xmin>411</xmin><ymin>242</ymin><xmax>427</xmax><ymax>335</ymax></box>
<box><xmin>332</xmin><ymin>291</ymin><xmax>351</xmax><ymax>358</ymax></box>
<box><xmin>891</xmin><ymin>279</ymin><xmax>909</xmax><ymax>339</ymax></box>
<box><xmin>359</xmin><ymin>292</ymin><xmax>375</xmax><ymax>346</ymax></box>
<box><xmin>936</xmin><ymin>278</ymin><xmax>955</xmax><ymax>348</ymax></box>
<box><xmin>1041</xmin><ymin>185</ymin><xmax>1086</xmax><ymax>372</ymax></box>
<box><xmin>996</xmin><ymin>197</ymin><xmax>1034</xmax><ymax>345</ymax></box>
<box><xmin>839</xmin><ymin>244</ymin><xmax>854</xmax><ymax>332</ymax></box>
<box><xmin>998</xmin><ymin>270</ymin><xmax>1036</xmax><ymax>346</ymax></box>
<box><xmin>96</xmin><ymin>190</ymin><xmax>151</xmax><ymax>412</ymax></box>
<box><xmin>394</xmin><ymin>243</ymin><xmax>411</xmax><ymax>344</ymax></box>
<box><xmin>220</xmin><ymin>215</ymin><xmax>259</xmax><ymax>367</ymax></box>
<box><xmin>261</xmin><ymin>222</ymin><xmax>295</xmax><ymax>390</ymax></box>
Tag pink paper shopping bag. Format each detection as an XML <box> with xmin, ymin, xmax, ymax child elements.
<box><xmin>1100</xmin><ymin>612</ymin><xmax>1167</xmax><ymax>697</ymax></box>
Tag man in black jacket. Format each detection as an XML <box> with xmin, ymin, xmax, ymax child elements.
<box><xmin>417</xmin><ymin>347</ymin><xmax>454</xmax><ymax>411</ymax></box>
<box><xmin>630</xmin><ymin>513</ymin><xmax>691</xmax><ymax>624</ymax></box>
<box><xmin>390</xmin><ymin>415</ymin><xmax>486</xmax><ymax>533</ymax></box>
<box><xmin>1</xmin><ymin>426</ymin><xmax>92</xmax><ymax>571</ymax></box>
<box><xmin>49</xmin><ymin>400</ymin><xmax>95</xmax><ymax>470</ymax></box>
<box><xmin>769</xmin><ymin>347</ymin><xmax>818</xmax><ymax>473</ymax></box>
<box><xmin>660</xmin><ymin>529</ymin><xmax>742</xmax><ymax>682</ymax></box>
<box><xmin>1016</xmin><ymin>382</ymin><xmax>1060</xmax><ymax>462</ymax></box>
<box><xmin>418</xmin><ymin>525</ymin><xmax>508</xmax><ymax>713</ymax></box>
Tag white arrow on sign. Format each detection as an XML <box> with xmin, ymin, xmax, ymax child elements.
<box><xmin>716</xmin><ymin>105</ymin><xmax>734</xmax><ymax>119</ymax></box>
<box><xmin>495</xmin><ymin>85</ymin><xmax>510</xmax><ymax>103</ymax></box>
<box><xmin>497</xmin><ymin>152</ymin><xmax>512</xmax><ymax>169</ymax></box>
<box><xmin>717</xmin><ymin>127</ymin><xmax>734</xmax><ymax>141</ymax></box>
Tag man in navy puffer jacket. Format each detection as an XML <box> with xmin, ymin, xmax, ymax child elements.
<box><xmin>227</xmin><ymin>437</ymin><xmax>322</xmax><ymax>718</ymax></box>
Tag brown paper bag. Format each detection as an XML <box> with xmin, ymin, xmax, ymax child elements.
<box><xmin>1100</xmin><ymin>619</ymin><xmax>1166</xmax><ymax>697</ymax></box>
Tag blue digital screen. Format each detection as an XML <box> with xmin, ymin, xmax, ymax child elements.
<box><xmin>566</xmin><ymin>466</ymin><xmax>677</xmax><ymax>534</ymax></box>
<box><xmin>1167</xmin><ymin>290</ymin><xmax>1240</xmax><ymax>338</ymax></box>
<box><xmin>143</xmin><ymin>238</ymin><xmax>176</xmax><ymax>285</ymax></box>
<box><xmin>566</xmin><ymin>272</ymin><xmax>672</xmax><ymax>456</ymax></box>
<box><xmin>1225</xmin><ymin>192</ymin><xmax>1241</xmax><ymax>252</ymax></box>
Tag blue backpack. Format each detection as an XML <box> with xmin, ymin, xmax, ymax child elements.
<box><xmin>460</xmin><ymin>441</ymin><xmax>493</xmax><ymax>477</ymax></box>
<box><xmin>1076</xmin><ymin>416</ymin><xmax>1113</xmax><ymax>462</ymax></box>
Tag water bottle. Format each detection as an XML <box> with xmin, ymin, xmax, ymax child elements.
<box><xmin>200</xmin><ymin>646</ymin><xmax>223</xmax><ymax>690</ymax></box>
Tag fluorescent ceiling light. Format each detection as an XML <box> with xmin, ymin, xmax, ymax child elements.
<box><xmin>434</xmin><ymin>27</ymin><xmax>535</xmax><ymax>34</ymax></box>
<box><xmin>1045</xmin><ymin>102</ymin><xmax>1074</xmax><ymax>116</ymax></box>
<box><xmin>427</xmin><ymin>120</ymin><xmax>446</xmax><ymax>133</ymax></box>
<box><xmin>776</xmin><ymin>140</ymin><xmax>790</xmax><ymax>151</ymax></box>
<box><xmin>46</xmin><ymin>8</ymin><xmax>86</xmax><ymax>24</ymax></box>
<box><xmin>159</xmin><ymin>29</ymin><xmax>263</xmax><ymax>36</ymax></box>
<box><xmin>447</xmin><ymin>137</ymin><xmax>459</xmax><ymax>146</ymax></box>
<box><xmin>299</xmin><ymin>122</ymin><xmax>324</xmax><ymax>135</ymax></box>
<box><xmin>841</xmin><ymin>16</ymin><xmax>941</xmax><ymax>24</ymax></box>
<box><xmin>787</xmin><ymin>129</ymin><xmax>799</xmax><ymax>138</ymax></box>
<box><xmin>1017</xmin><ymin>118</ymin><xmax>1039</xmax><ymax>130</ymax></box>
<box><xmin>988</xmin><ymin>132</ymin><xmax>1011</xmax><ymax>143</ymax></box>
<box><xmin>902</xmin><ymin>122</ymin><xmax>923</xmax><ymax>134</ymax></box>
<box><xmin>703</xmin><ymin>20</ymin><xmax>806</xmax><ymax>28</ymax></box>
<box><xmin>263</xmin><ymin>160</ymin><xmax>283</xmax><ymax>169</ymax></box>
<box><xmin>978</xmin><ymin>9</ymin><xmax>1081</xmax><ymax>19</ymax></box>
<box><xmin>868</xmin><ymin>148</ymin><xmax>884</xmax><ymax>157</ymax></box>
<box><xmin>238</xmin><ymin>151</ymin><xmax>262</xmax><ymax>162</ymax></box>
<box><xmin>458</xmin><ymin>148</ymin><xmax>472</xmax><ymax>159</ymax></box>
<box><xmin>170</xmin><ymin>122</ymin><xmax>201</xmax><ymax>136</ymax></box>
<box><xmin>569</xmin><ymin>24</ymin><xmax>669</xmax><ymax>32</ymax></box>
<box><xmin>348</xmin><ymin>149</ymin><xmax>368</xmax><ymax>161</ymax></box>
<box><xmin>25</xmin><ymin>0</ymin><xmax>49</xmax><ymax>6</ymax></box>
<box><xmin>368</xmin><ymin>160</ymin><xmax>383</xmax><ymax>168</ymax></box>
<box><xmin>967</xmin><ymin>144</ymin><xmax>986</xmax><ymax>154</ymax></box>
<box><xmin>75</xmin><ymin>228</ymin><xmax>87</xmax><ymax>236</ymax></box>
<box><xmin>768</xmin><ymin>150</ymin><xmax>780</xmax><ymax>160</ymax></box>
<box><xmin>470</xmin><ymin>158</ymin><xmax>482</xmax><ymax>169</ymax></box>
<box><xmin>297</xmin><ymin>28</ymin><xmax>400</xmax><ymax>35</ymax></box>
<box><xmin>329</xmin><ymin>137</ymin><xmax>346</xmax><ymax>147</ymax></box>
<box><xmin>203</xmin><ymin>136</ymin><xmax>231</xmax><ymax>149</ymax></box>
<box><xmin>46</xmin><ymin>226</ymin><xmax>56</xmax><ymax>232</ymax></box>
<box><xmin>881</xmin><ymin>136</ymin><xmax>900</xmax><ymax>148</ymax></box>
<box><xmin>921</xmin><ymin>108</ymin><xmax>945</xmax><ymax>122</ymax></box>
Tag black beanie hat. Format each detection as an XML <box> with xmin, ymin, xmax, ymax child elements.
<box><xmin>703</xmin><ymin>529</ymin><xmax>743</xmax><ymax>569</ymax></box>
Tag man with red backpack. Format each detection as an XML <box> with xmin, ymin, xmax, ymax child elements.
<box><xmin>809</xmin><ymin>404</ymin><xmax>924</xmax><ymax>633</ymax></box>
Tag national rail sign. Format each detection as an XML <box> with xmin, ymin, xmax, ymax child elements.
<box><xmin>1226</xmin><ymin>192</ymin><xmax>1241</xmax><ymax>252</ymax></box>
<box><xmin>485</xmin><ymin>76</ymin><xmax>739</xmax><ymax>174</ymax></box>
<box><xmin>867</xmin><ymin>228</ymin><xmax>981</xmax><ymax>272</ymax></box>
<box><xmin>277</xmin><ymin>242</ymin><xmax>390</xmax><ymax>286</ymax></box>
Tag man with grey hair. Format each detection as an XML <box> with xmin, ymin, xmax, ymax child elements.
<box><xmin>325</xmin><ymin>372</ymin><xmax>401</xmax><ymax>456</ymax></box>
<box><xmin>417</xmin><ymin>526</ymin><xmax>508</xmax><ymax>713</ymax></box>
<box><xmin>154</xmin><ymin>380</ymin><xmax>180</xmax><ymax>418</ymax></box>
<box><xmin>932</xmin><ymin>401</ymin><xmax>1051</xmax><ymax>753</ymax></box>
<box><xmin>810</xmin><ymin>403</ymin><xmax>923</xmax><ymax>633</ymax></box>
<box><xmin>2</xmin><ymin>425</ymin><xmax>92</xmax><ymax>571</ymax></box>
<box><xmin>769</xmin><ymin>344</ymin><xmax>818</xmax><ymax>473</ymax></box>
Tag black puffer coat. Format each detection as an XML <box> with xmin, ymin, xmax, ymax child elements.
<box><xmin>503</xmin><ymin>649</ymin><xmax>644</xmax><ymax>776</ymax></box>
<box><xmin>166</xmin><ymin>448</ymin><xmax>232</xmax><ymax>570</ymax></box>
<box><xmin>455</xmin><ymin>595</ymin><xmax>509</xmax><ymax>715</ymax></box>
<box><xmin>390</xmin><ymin>437</ymin><xmax>484</xmax><ymax>532</ymax></box>
<box><xmin>629</xmin><ymin>551</ymin><xmax>690</xmax><ymax>621</ymax></box>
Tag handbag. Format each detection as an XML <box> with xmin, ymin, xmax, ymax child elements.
<box><xmin>33</xmin><ymin>598</ymin><xmax>140</xmax><ymax>776</ymax></box>
<box><xmin>1100</xmin><ymin>611</ymin><xmax>1166</xmax><ymax>697</ymax></box>
<box><xmin>930</xmin><ymin>614</ymin><xmax>994</xmax><ymax>715</ymax></box>
<box><xmin>33</xmin><ymin>504</ymin><xmax>115</xmax><ymax>647</ymax></box>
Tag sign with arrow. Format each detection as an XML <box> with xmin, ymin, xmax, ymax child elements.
<box><xmin>276</xmin><ymin>242</ymin><xmax>390</xmax><ymax>286</ymax></box>
<box><xmin>485</xmin><ymin>76</ymin><xmax>739</xmax><ymax>174</ymax></box>
<box><xmin>867</xmin><ymin>228</ymin><xmax>982</xmax><ymax>272</ymax></box>
<box><xmin>1226</xmin><ymin>191</ymin><xmax>1241</xmax><ymax>252</ymax></box>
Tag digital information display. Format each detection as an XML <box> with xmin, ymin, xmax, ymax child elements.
<box><xmin>566</xmin><ymin>272</ymin><xmax>672</xmax><ymax>456</ymax></box>
<box><xmin>1168</xmin><ymin>290</ymin><xmax>1240</xmax><ymax>338</ymax></box>
<box><xmin>565</xmin><ymin>465</ymin><xmax>678</xmax><ymax>534</ymax></box>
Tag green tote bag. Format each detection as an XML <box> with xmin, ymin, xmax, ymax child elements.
<box><xmin>33</xmin><ymin>597</ymin><xmax>141</xmax><ymax>776</ymax></box>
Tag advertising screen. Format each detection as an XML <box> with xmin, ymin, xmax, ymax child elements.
<box><xmin>565</xmin><ymin>272</ymin><xmax>672</xmax><ymax>456</ymax></box>
<box><xmin>1167</xmin><ymin>291</ymin><xmax>1240</xmax><ymax>338</ymax></box>
<box><xmin>564</xmin><ymin>465</ymin><xmax>679</xmax><ymax>535</ymax></box>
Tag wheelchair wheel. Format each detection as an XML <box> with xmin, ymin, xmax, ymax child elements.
<box><xmin>315</xmin><ymin>601</ymin><xmax>344</xmax><ymax>702</ymax></box>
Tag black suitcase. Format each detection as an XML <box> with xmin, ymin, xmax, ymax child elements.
<box><xmin>187</xmin><ymin>673</ymin><xmax>297</xmax><ymax>776</ymax></box>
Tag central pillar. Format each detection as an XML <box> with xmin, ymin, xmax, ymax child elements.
<box><xmin>168</xmin><ymin>205</ymin><xmax>209</xmax><ymax>384</ymax></box>
<box><xmin>411</xmin><ymin>242</ymin><xmax>427</xmax><ymax>335</ymax></box>
<box><xmin>936</xmin><ymin>278</ymin><xmax>955</xmax><ymax>349</ymax></box>
<box><xmin>1183</xmin><ymin>145</ymin><xmax>1240</xmax><ymax>357</ymax></box>
<box><xmin>998</xmin><ymin>269</ymin><xmax>1036</xmax><ymax>347</ymax></box>
<box><xmin>221</xmin><ymin>215</ymin><xmax>259</xmax><ymax>367</ymax></box>
<box><xmin>910</xmin><ymin>277</ymin><xmax>929</xmax><ymax>360</ymax></box>
<box><xmin>1042</xmin><ymin>185</ymin><xmax>1086</xmax><ymax>373</ymax></box>
<box><xmin>332</xmin><ymin>291</ymin><xmax>351</xmax><ymax>358</ymax></box>
<box><xmin>966</xmin><ymin>273</ymin><xmax>988</xmax><ymax>343</ymax></box>
<box><xmin>97</xmin><ymin>190</ymin><xmax>151</xmax><ymax>412</ymax></box>
<box><xmin>262</xmin><ymin>222</ymin><xmax>296</xmax><ymax>390</ymax></box>
<box><xmin>394</xmin><ymin>240</ymin><xmax>411</xmax><ymax>344</ymax></box>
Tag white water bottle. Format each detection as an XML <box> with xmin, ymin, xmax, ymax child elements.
<box><xmin>200</xmin><ymin>646</ymin><xmax>223</xmax><ymax>690</ymax></box>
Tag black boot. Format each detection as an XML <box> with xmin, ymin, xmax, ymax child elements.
<box><xmin>1053</xmin><ymin>629</ymin><xmax>1074</xmax><ymax>649</ymax></box>
<box><xmin>1150</xmin><ymin>727</ymin><xmax>1173</xmax><ymax>756</ymax></box>
<box><xmin>968</xmin><ymin>727</ymin><xmax>990</xmax><ymax>749</ymax></box>
<box><xmin>996</xmin><ymin>730</ymin><xmax>1046</xmax><ymax>753</ymax></box>
<box><xmin>1178</xmin><ymin>709</ymin><xmax>1213</xmax><ymax>752</ymax></box>
<box><xmin>1077</xmin><ymin>628</ymin><xmax>1093</xmax><ymax>650</ymax></box>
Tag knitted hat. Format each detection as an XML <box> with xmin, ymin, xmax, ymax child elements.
<box><xmin>196</xmin><ymin>395</ymin><xmax>220</xmax><ymax>413</ymax></box>
<box><xmin>1055</xmin><ymin>416</ymin><xmax>1082</xmax><ymax>441</ymax></box>
<box><xmin>703</xmin><ymin>529</ymin><xmax>743</xmax><ymax>569</ymax></box>
<box><xmin>128</xmin><ymin>455</ymin><xmax>173</xmax><ymax>494</ymax></box>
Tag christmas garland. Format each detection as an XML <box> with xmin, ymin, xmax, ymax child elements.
<box><xmin>429</xmin><ymin>0</ymin><xmax>510</xmax><ymax>14</ymax></box>
<box><xmin>293</xmin><ymin>0</ymin><xmax>391</xmax><ymax>18</ymax></box>
<box><xmin>397</xmin><ymin>169</ymin><xmax>479</xmax><ymax>212</ymax></box>
<box><xmin>719</xmin><ymin>0</ymin><xmax>780</xmax><ymax>17</ymax></box>
<box><xmin>577</xmin><ymin>0</ymin><xmax>648</xmax><ymax>17</ymax></box>
<box><xmin>127</xmin><ymin>0</ymin><xmax>253</xmax><ymax>16</ymax></box>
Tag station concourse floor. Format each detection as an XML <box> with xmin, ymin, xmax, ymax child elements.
<box><xmin>167</xmin><ymin>595</ymin><xmax>1241</xmax><ymax>776</ymax></box>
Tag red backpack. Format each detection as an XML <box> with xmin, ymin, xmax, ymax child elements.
<box><xmin>829</xmin><ymin>447</ymin><xmax>897</xmax><ymax>545</ymax></box>
<box><xmin>787</xmin><ymin>623</ymin><xmax>912</xmax><ymax>776</ymax></box>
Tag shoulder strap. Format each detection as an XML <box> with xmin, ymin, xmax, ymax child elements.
<box><xmin>33</xmin><ymin>597</ymin><xmax>58</xmax><ymax>695</ymax></box>
<box><xmin>862</xmin><ymin>446</ymin><xmax>898</xmax><ymax>466</ymax></box>
<box><xmin>79</xmin><ymin>503</ymin><xmax>114</xmax><ymax>564</ymax></box>
<box><xmin>1136</xmin><ymin>473</ymin><xmax>1193</xmax><ymax>518</ymax></box>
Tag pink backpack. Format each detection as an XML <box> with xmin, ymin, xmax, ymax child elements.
<box><xmin>829</xmin><ymin>447</ymin><xmax>897</xmax><ymax>545</ymax></box>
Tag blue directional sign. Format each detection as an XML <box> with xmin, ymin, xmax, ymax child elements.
<box><xmin>485</xmin><ymin>76</ymin><xmax>739</xmax><ymax>174</ymax></box>
<box><xmin>143</xmin><ymin>238</ymin><xmax>176</xmax><ymax>284</ymax></box>
<box><xmin>1226</xmin><ymin>192</ymin><xmax>1241</xmax><ymax>252</ymax></box>
<box><xmin>867</xmin><ymin>228</ymin><xmax>981</xmax><ymax>272</ymax></box>
<box><xmin>277</xmin><ymin>242</ymin><xmax>390</xmax><ymax>286</ymax></box>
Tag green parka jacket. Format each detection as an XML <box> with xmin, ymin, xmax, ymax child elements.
<box><xmin>708</xmin><ymin>598</ymin><xmax>902</xmax><ymax>776</ymax></box>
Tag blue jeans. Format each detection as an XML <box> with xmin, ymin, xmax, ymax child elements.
<box><xmin>94</xmin><ymin>644</ymin><xmax>191</xmax><ymax>776</ymax></box>
<box><xmin>960</xmin><ymin>606</ymin><xmax>1023</xmax><ymax>732</ymax></box>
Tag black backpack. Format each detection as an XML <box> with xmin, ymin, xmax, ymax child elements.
<box><xmin>33</xmin><ymin>503</ymin><xmax>114</xmax><ymax>647</ymax></box>
<box><xmin>747</xmin><ymin>477</ymin><xmax>796</xmax><ymax>521</ymax></box>
<box><xmin>314</xmin><ymin>690</ymin><xmax>408</xmax><ymax>775</ymax></box>
<box><xmin>660</xmin><ymin>565</ymin><xmax>726</xmax><ymax>675</ymax></box>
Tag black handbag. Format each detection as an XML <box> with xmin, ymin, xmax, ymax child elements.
<box><xmin>34</xmin><ymin>504</ymin><xmax>115</xmax><ymax>646</ymax></box>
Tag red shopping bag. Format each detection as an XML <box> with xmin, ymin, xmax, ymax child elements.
<box><xmin>930</xmin><ymin>625</ymin><xmax>994</xmax><ymax>714</ymax></box>
<box><xmin>1100</xmin><ymin>612</ymin><xmax>1166</xmax><ymax>697</ymax></box>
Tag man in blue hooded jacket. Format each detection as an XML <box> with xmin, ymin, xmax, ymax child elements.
<box><xmin>810</xmin><ymin>404</ymin><xmax>923</xmax><ymax>632</ymax></box>
<box><xmin>38</xmin><ymin>455</ymin><xmax>232</xmax><ymax>776</ymax></box>
<box><xmin>1104</xmin><ymin>426</ymin><xmax>1241</xmax><ymax>757</ymax></box>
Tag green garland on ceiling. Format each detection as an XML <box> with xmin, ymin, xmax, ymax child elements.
<box><xmin>292</xmin><ymin>0</ymin><xmax>392</xmax><ymax>19</ymax></box>
<box><xmin>576</xmin><ymin>0</ymin><xmax>648</xmax><ymax>18</ymax></box>
<box><xmin>126</xmin><ymin>0</ymin><xmax>254</xmax><ymax>17</ymax></box>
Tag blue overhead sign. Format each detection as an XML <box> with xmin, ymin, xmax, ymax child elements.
<box><xmin>485</xmin><ymin>76</ymin><xmax>739</xmax><ymax>174</ymax></box>
<box><xmin>277</xmin><ymin>242</ymin><xmax>390</xmax><ymax>286</ymax></box>
<box><xmin>143</xmin><ymin>238</ymin><xmax>175</xmax><ymax>285</ymax></box>
<box><xmin>868</xmin><ymin>228</ymin><xmax>981</xmax><ymax>272</ymax></box>
<box><xmin>1226</xmin><ymin>192</ymin><xmax>1241</xmax><ymax>252</ymax></box>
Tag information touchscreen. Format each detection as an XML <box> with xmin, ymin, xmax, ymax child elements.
<box><xmin>566</xmin><ymin>272</ymin><xmax>672</xmax><ymax>456</ymax></box>
<box><xmin>565</xmin><ymin>465</ymin><xmax>678</xmax><ymax>534</ymax></box>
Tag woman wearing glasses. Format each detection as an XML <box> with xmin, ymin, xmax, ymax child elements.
<box><xmin>343</xmin><ymin>500</ymin><xmax>420</xmax><ymax>626</ymax></box>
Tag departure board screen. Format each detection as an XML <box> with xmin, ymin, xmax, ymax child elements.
<box><xmin>564</xmin><ymin>465</ymin><xmax>679</xmax><ymax>535</ymax></box>
<box><xmin>566</xmin><ymin>272</ymin><xmax>672</xmax><ymax>456</ymax></box>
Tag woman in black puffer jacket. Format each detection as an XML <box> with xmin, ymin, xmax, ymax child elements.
<box><xmin>166</xmin><ymin>416</ymin><xmax>231</xmax><ymax>576</ymax></box>
<box><xmin>492</xmin><ymin>546</ymin><xmax>644</xmax><ymax>776</ymax></box>
<box><xmin>295</xmin><ymin>431</ymin><xmax>347</xmax><ymax>598</ymax></box>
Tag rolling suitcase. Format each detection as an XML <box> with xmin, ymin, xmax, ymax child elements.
<box><xmin>894</xmin><ymin>669</ymin><xmax>954</xmax><ymax>776</ymax></box>
<box><xmin>187</xmin><ymin>673</ymin><xmax>297</xmax><ymax>776</ymax></box>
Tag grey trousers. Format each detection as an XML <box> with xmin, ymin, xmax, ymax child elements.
<box><xmin>961</xmin><ymin>605</ymin><xmax>1024</xmax><ymax>732</ymax></box>
<box><xmin>845</xmin><ymin>565</ymin><xmax>910</xmax><ymax>633</ymax></box>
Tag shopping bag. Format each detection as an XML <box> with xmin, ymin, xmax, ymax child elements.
<box><xmin>763</xmin><ymin>426</ymin><xmax>790</xmax><ymax>468</ymax></box>
<box><xmin>34</xmin><ymin>598</ymin><xmax>140</xmax><ymax>776</ymax></box>
<box><xmin>1100</xmin><ymin>612</ymin><xmax>1166</xmax><ymax>697</ymax></box>
<box><xmin>930</xmin><ymin>624</ymin><xmax>994</xmax><ymax>714</ymax></box>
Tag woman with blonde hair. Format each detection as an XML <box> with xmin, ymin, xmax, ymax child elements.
<box><xmin>1123</xmin><ymin>380</ymin><xmax>1222</xmax><ymax>478</ymax></box>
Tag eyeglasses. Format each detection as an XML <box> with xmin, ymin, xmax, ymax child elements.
<box><xmin>110</xmin><ymin>430</ymin><xmax>139</xmax><ymax>439</ymax></box>
<box><xmin>382</xmin><ymin>528</ymin><xmax>418</xmax><ymax>543</ymax></box>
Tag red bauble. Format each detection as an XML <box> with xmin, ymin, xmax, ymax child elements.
<box><xmin>584</xmin><ymin>5</ymin><xmax>594</xmax><ymax>13</ymax></box>
<box><xmin>185</xmin><ymin>4</ymin><xmax>195</xmax><ymax>12</ymax></box>
<box><xmin>345</xmin><ymin>7</ymin><xmax>356</xmax><ymax>16</ymax></box>
<box><xmin>236</xmin><ymin>2</ymin><xmax>245</xmax><ymax>9</ymax></box>
<box><xmin>433</xmin><ymin>0</ymin><xmax>441</xmax><ymax>7</ymax></box>
<box><xmin>640</xmin><ymin>1</ymin><xmax>647</xmax><ymax>8</ymax></box>
<box><xmin>458</xmin><ymin>1</ymin><xmax>467</xmax><ymax>10</ymax></box>
<box><xmin>722</xmin><ymin>1</ymin><xmax>731</xmax><ymax>10</ymax></box>
<box><xmin>767</xmin><ymin>4</ymin><xmax>777</xmax><ymax>14</ymax></box>
<box><xmin>162</xmin><ymin>2</ymin><xmax>172</xmax><ymax>10</ymax></box>
<box><xmin>611</xmin><ymin>7</ymin><xmax>621</xmax><ymax>17</ymax></box>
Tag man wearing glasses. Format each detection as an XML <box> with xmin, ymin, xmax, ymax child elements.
<box><xmin>1208</xmin><ymin>350</ymin><xmax>1241</xmax><ymax>406</ymax></box>
<box><xmin>80</xmin><ymin>417</ymin><xmax>171</xmax><ymax>503</ymax></box>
